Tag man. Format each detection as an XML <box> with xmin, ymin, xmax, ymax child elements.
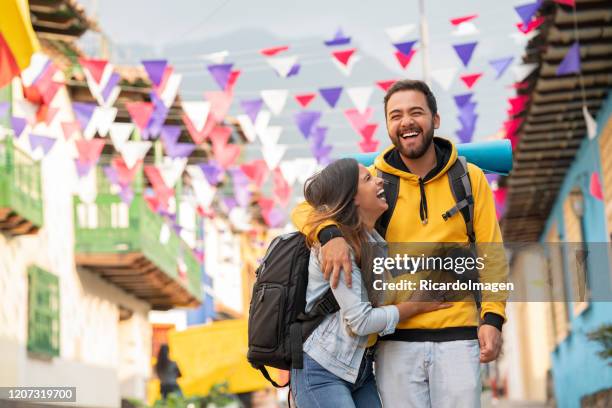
<box><xmin>292</xmin><ymin>79</ymin><xmax>507</xmax><ymax>407</ymax></box>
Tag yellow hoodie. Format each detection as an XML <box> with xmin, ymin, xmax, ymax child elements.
<box><xmin>292</xmin><ymin>138</ymin><xmax>508</xmax><ymax>340</ymax></box>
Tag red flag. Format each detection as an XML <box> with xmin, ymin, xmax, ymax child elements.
<box><xmin>240</xmin><ymin>159</ymin><xmax>269</xmax><ymax>188</ymax></box>
<box><xmin>260</xmin><ymin>46</ymin><xmax>289</xmax><ymax>56</ymax></box>
<box><xmin>294</xmin><ymin>93</ymin><xmax>316</xmax><ymax>108</ymax></box>
<box><xmin>450</xmin><ymin>14</ymin><xmax>478</xmax><ymax>26</ymax></box>
<box><xmin>331</xmin><ymin>49</ymin><xmax>356</xmax><ymax>66</ymax></box>
<box><xmin>376</xmin><ymin>80</ymin><xmax>397</xmax><ymax>92</ymax></box>
<box><xmin>125</xmin><ymin>102</ymin><xmax>153</xmax><ymax>131</ymax></box>
<box><xmin>359</xmin><ymin>123</ymin><xmax>378</xmax><ymax>140</ymax></box>
<box><xmin>359</xmin><ymin>138</ymin><xmax>379</xmax><ymax>153</ymax></box>
<box><xmin>395</xmin><ymin>50</ymin><xmax>416</xmax><ymax>69</ymax></box>
<box><xmin>460</xmin><ymin>73</ymin><xmax>483</xmax><ymax>89</ymax></box>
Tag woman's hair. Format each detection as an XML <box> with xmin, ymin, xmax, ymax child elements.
<box><xmin>303</xmin><ymin>158</ymin><xmax>378</xmax><ymax>307</ymax></box>
<box><xmin>155</xmin><ymin>344</ymin><xmax>170</xmax><ymax>376</ymax></box>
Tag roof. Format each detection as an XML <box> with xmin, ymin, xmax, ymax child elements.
<box><xmin>500</xmin><ymin>0</ymin><xmax>612</xmax><ymax>242</ymax></box>
<box><xmin>29</xmin><ymin>0</ymin><xmax>99</xmax><ymax>40</ymax></box>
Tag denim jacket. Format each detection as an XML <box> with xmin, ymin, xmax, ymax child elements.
<box><xmin>303</xmin><ymin>229</ymin><xmax>399</xmax><ymax>383</ymax></box>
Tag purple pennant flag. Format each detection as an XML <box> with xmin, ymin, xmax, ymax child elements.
<box><xmin>207</xmin><ymin>63</ymin><xmax>234</xmax><ymax>90</ymax></box>
<box><xmin>222</xmin><ymin>196</ymin><xmax>237</xmax><ymax>212</ymax></box>
<box><xmin>101</xmin><ymin>72</ymin><xmax>120</xmax><ymax>102</ymax></box>
<box><xmin>458</xmin><ymin>101</ymin><xmax>477</xmax><ymax>117</ymax></box>
<box><xmin>75</xmin><ymin>159</ymin><xmax>93</xmax><ymax>178</ymax></box>
<box><xmin>287</xmin><ymin>63</ymin><xmax>301</xmax><ymax>77</ymax></box>
<box><xmin>486</xmin><ymin>173</ymin><xmax>500</xmax><ymax>185</ymax></box>
<box><xmin>240</xmin><ymin>98</ymin><xmax>264</xmax><ymax>123</ymax></box>
<box><xmin>294</xmin><ymin>111</ymin><xmax>322</xmax><ymax>138</ymax></box>
<box><xmin>312</xmin><ymin>144</ymin><xmax>333</xmax><ymax>162</ymax></box>
<box><xmin>28</xmin><ymin>134</ymin><xmax>56</xmax><ymax>155</ymax></box>
<box><xmin>143</xmin><ymin>92</ymin><xmax>169</xmax><ymax>140</ymax></box>
<box><xmin>453</xmin><ymin>93</ymin><xmax>473</xmax><ymax>109</ymax></box>
<box><xmin>319</xmin><ymin>87</ymin><xmax>343</xmax><ymax>108</ymax></box>
<box><xmin>453</xmin><ymin>42</ymin><xmax>478</xmax><ymax>67</ymax></box>
<box><xmin>119</xmin><ymin>185</ymin><xmax>134</xmax><ymax>205</ymax></box>
<box><xmin>557</xmin><ymin>42</ymin><xmax>581</xmax><ymax>76</ymax></box>
<box><xmin>311</xmin><ymin>126</ymin><xmax>328</xmax><ymax>148</ymax></box>
<box><xmin>172</xmin><ymin>223</ymin><xmax>182</xmax><ymax>236</ymax></box>
<box><xmin>266</xmin><ymin>207</ymin><xmax>286</xmax><ymax>228</ymax></box>
<box><xmin>160</xmin><ymin>125</ymin><xmax>182</xmax><ymax>146</ymax></box>
<box><xmin>142</xmin><ymin>60</ymin><xmax>167</xmax><ymax>86</ymax></box>
<box><xmin>324</xmin><ymin>28</ymin><xmax>351</xmax><ymax>46</ymax></box>
<box><xmin>233</xmin><ymin>182</ymin><xmax>252</xmax><ymax>208</ymax></box>
<box><xmin>489</xmin><ymin>57</ymin><xmax>514</xmax><ymax>79</ymax></box>
<box><xmin>199</xmin><ymin>161</ymin><xmax>224</xmax><ymax>185</ymax></box>
<box><xmin>514</xmin><ymin>1</ymin><xmax>541</xmax><ymax>27</ymax></box>
<box><xmin>0</xmin><ymin>102</ymin><xmax>9</xmax><ymax>119</ymax></box>
<box><xmin>393</xmin><ymin>41</ymin><xmax>418</xmax><ymax>56</ymax></box>
<box><xmin>166</xmin><ymin>142</ymin><xmax>196</xmax><ymax>158</ymax></box>
<box><xmin>456</xmin><ymin>127</ymin><xmax>475</xmax><ymax>144</ymax></box>
<box><xmin>72</xmin><ymin>102</ymin><xmax>96</xmax><ymax>131</ymax></box>
<box><xmin>103</xmin><ymin>165</ymin><xmax>120</xmax><ymax>186</ymax></box>
<box><xmin>11</xmin><ymin>116</ymin><xmax>27</xmax><ymax>138</ymax></box>
<box><xmin>458</xmin><ymin>114</ymin><xmax>478</xmax><ymax>131</ymax></box>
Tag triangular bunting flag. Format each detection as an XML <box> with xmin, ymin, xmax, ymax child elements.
<box><xmin>450</xmin><ymin>14</ymin><xmax>478</xmax><ymax>26</ymax></box>
<box><xmin>376</xmin><ymin>80</ymin><xmax>396</xmax><ymax>92</ymax></box>
<box><xmin>395</xmin><ymin>50</ymin><xmax>416</xmax><ymax>69</ymax></box>
<box><xmin>294</xmin><ymin>111</ymin><xmax>322</xmax><ymax>138</ymax></box>
<box><xmin>431</xmin><ymin>67</ymin><xmax>458</xmax><ymax>91</ymax></box>
<box><xmin>240</xmin><ymin>98</ymin><xmax>264</xmax><ymax>123</ymax></box>
<box><xmin>207</xmin><ymin>63</ymin><xmax>234</xmax><ymax>90</ymax></box>
<box><xmin>120</xmin><ymin>141</ymin><xmax>152</xmax><ymax>168</ymax></box>
<box><xmin>125</xmin><ymin>102</ymin><xmax>154</xmax><ymax>131</ymax></box>
<box><xmin>294</xmin><ymin>93</ymin><xmax>317</xmax><ymax>108</ymax></box>
<box><xmin>385</xmin><ymin>24</ymin><xmax>416</xmax><ymax>42</ymax></box>
<box><xmin>262</xmin><ymin>144</ymin><xmax>287</xmax><ymax>170</ymax></box>
<box><xmin>142</xmin><ymin>60</ymin><xmax>168</xmax><ymax>86</ymax></box>
<box><xmin>556</xmin><ymin>41</ymin><xmax>580</xmax><ymax>75</ymax></box>
<box><xmin>331</xmin><ymin>49</ymin><xmax>356</xmax><ymax>67</ymax></box>
<box><xmin>109</xmin><ymin>123</ymin><xmax>134</xmax><ymax>151</ymax></box>
<box><xmin>489</xmin><ymin>57</ymin><xmax>514</xmax><ymax>79</ymax></box>
<box><xmin>460</xmin><ymin>73</ymin><xmax>483</xmax><ymax>89</ymax></box>
<box><xmin>261</xmin><ymin>89</ymin><xmax>289</xmax><ymax>116</ymax></box>
<box><xmin>267</xmin><ymin>55</ymin><xmax>299</xmax><ymax>78</ymax></box>
<box><xmin>347</xmin><ymin>87</ymin><xmax>373</xmax><ymax>114</ymax></box>
<box><xmin>28</xmin><ymin>134</ymin><xmax>56</xmax><ymax>156</ymax></box>
<box><xmin>393</xmin><ymin>40</ymin><xmax>417</xmax><ymax>56</ymax></box>
<box><xmin>324</xmin><ymin>28</ymin><xmax>351</xmax><ymax>46</ymax></box>
<box><xmin>453</xmin><ymin>42</ymin><xmax>478</xmax><ymax>67</ymax></box>
<box><xmin>319</xmin><ymin>87</ymin><xmax>343</xmax><ymax>108</ymax></box>
<box><xmin>260</xmin><ymin>45</ymin><xmax>289</xmax><ymax>56</ymax></box>
<box><xmin>182</xmin><ymin>101</ymin><xmax>211</xmax><ymax>133</ymax></box>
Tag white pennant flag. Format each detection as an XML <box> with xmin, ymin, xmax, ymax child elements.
<box><xmin>91</xmin><ymin>107</ymin><xmax>117</xmax><ymax>137</ymax></box>
<box><xmin>332</xmin><ymin>55</ymin><xmax>361</xmax><ymax>76</ymax></box>
<box><xmin>347</xmin><ymin>87</ymin><xmax>374</xmax><ymax>114</ymax></box>
<box><xmin>431</xmin><ymin>67</ymin><xmax>458</xmax><ymax>91</ymax></box>
<box><xmin>103</xmin><ymin>86</ymin><xmax>121</xmax><ymax>108</ymax></box>
<box><xmin>182</xmin><ymin>101</ymin><xmax>211</xmax><ymax>132</ymax></box>
<box><xmin>13</xmin><ymin>99</ymin><xmax>38</xmax><ymax>122</ymax></box>
<box><xmin>259</xmin><ymin>125</ymin><xmax>282</xmax><ymax>146</ymax></box>
<box><xmin>266</xmin><ymin>55</ymin><xmax>298</xmax><ymax>78</ymax></box>
<box><xmin>109</xmin><ymin>123</ymin><xmax>134</xmax><ymax>151</ymax></box>
<box><xmin>385</xmin><ymin>24</ymin><xmax>416</xmax><ymax>42</ymax></box>
<box><xmin>229</xmin><ymin>207</ymin><xmax>252</xmax><ymax>231</ymax></box>
<box><xmin>254</xmin><ymin>110</ymin><xmax>272</xmax><ymax>138</ymax></box>
<box><xmin>159</xmin><ymin>223</ymin><xmax>171</xmax><ymax>244</ymax></box>
<box><xmin>509</xmin><ymin>31</ymin><xmax>537</xmax><ymax>46</ymax></box>
<box><xmin>294</xmin><ymin>158</ymin><xmax>319</xmax><ymax>184</ymax></box>
<box><xmin>512</xmin><ymin>63</ymin><xmax>538</xmax><ymax>82</ymax></box>
<box><xmin>237</xmin><ymin>114</ymin><xmax>257</xmax><ymax>143</ymax></box>
<box><xmin>120</xmin><ymin>141</ymin><xmax>152</xmax><ymax>169</ymax></box>
<box><xmin>187</xmin><ymin>165</ymin><xmax>217</xmax><ymax>209</ymax></box>
<box><xmin>261</xmin><ymin>89</ymin><xmax>289</xmax><ymax>116</ymax></box>
<box><xmin>262</xmin><ymin>144</ymin><xmax>287</xmax><ymax>170</ymax></box>
<box><xmin>279</xmin><ymin>160</ymin><xmax>299</xmax><ymax>186</ymax></box>
<box><xmin>21</xmin><ymin>53</ymin><xmax>51</xmax><ymax>87</ymax></box>
<box><xmin>583</xmin><ymin>105</ymin><xmax>598</xmax><ymax>140</ymax></box>
<box><xmin>158</xmin><ymin>157</ymin><xmax>188</xmax><ymax>188</ymax></box>
<box><xmin>202</xmin><ymin>50</ymin><xmax>229</xmax><ymax>64</ymax></box>
<box><xmin>452</xmin><ymin>22</ymin><xmax>480</xmax><ymax>36</ymax></box>
<box><xmin>76</xmin><ymin>169</ymin><xmax>97</xmax><ymax>204</ymax></box>
<box><xmin>83</xmin><ymin>63</ymin><xmax>115</xmax><ymax>105</ymax></box>
<box><xmin>161</xmin><ymin>73</ymin><xmax>182</xmax><ymax>108</ymax></box>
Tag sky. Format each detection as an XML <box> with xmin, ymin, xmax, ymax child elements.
<box><xmin>78</xmin><ymin>0</ymin><xmax>528</xmax><ymax>162</ymax></box>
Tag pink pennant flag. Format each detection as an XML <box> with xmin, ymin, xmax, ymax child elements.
<box><xmin>273</xmin><ymin>168</ymin><xmax>292</xmax><ymax>207</ymax></box>
<box><xmin>450</xmin><ymin>14</ymin><xmax>478</xmax><ymax>26</ymax></box>
<box><xmin>38</xmin><ymin>105</ymin><xmax>59</xmax><ymax>126</ymax></box>
<box><xmin>213</xmin><ymin>141</ymin><xmax>240</xmax><ymax>169</ymax></box>
<box><xmin>344</xmin><ymin>107</ymin><xmax>374</xmax><ymax>133</ymax></box>
<box><xmin>204</xmin><ymin>90</ymin><xmax>233</xmax><ymax>122</ymax></box>
<box><xmin>209</xmin><ymin>125</ymin><xmax>233</xmax><ymax>147</ymax></box>
<box><xmin>125</xmin><ymin>101</ymin><xmax>154</xmax><ymax>131</ymax></box>
<box><xmin>460</xmin><ymin>73</ymin><xmax>483</xmax><ymax>89</ymax></box>
<box><xmin>590</xmin><ymin>172</ymin><xmax>603</xmax><ymax>200</ymax></box>
<box><xmin>61</xmin><ymin>121</ymin><xmax>80</xmax><ymax>141</ymax></box>
<box><xmin>294</xmin><ymin>93</ymin><xmax>316</xmax><ymax>108</ymax></box>
<box><xmin>554</xmin><ymin>0</ymin><xmax>574</xmax><ymax>5</ymax></box>
<box><xmin>241</xmin><ymin>159</ymin><xmax>270</xmax><ymax>188</ymax></box>
<box><xmin>258</xmin><ymin>197</ymin><xmax>275</xmax><ymax>217</ymax></box>
<box><xmin>359</xmin><ymin>138</ymin><xmax>379</xmax><ymax>153</ymax></box>
<box><xmin>76</xmin><ymin>138</ymin><xmax>106</xmax><ymax>164</ymax></box>
<box><xmin>112</xmin><ymin>156</ymin><xmax>141</xmax><ymax>186</ymax></box>
<box><xmin>394</xmin><ymin>50</ymin><xmax>416</xmax><ymax>69</ymax></box>
<box><xmin>79</xmin><ymin>58</ymin><xmax>108</xmax><ymax>84</ymax></box>
<box><xmin>331</xmin><ymin>49</ymin><xmax>356</xmax><ymax>67</ymax></box>
<box><xmin>260</xmin><ymin>45</ymin><xmax>289</xmax><ymax>56</ymax></box>
<box><xmin>183</xmin><ymin>114</ymin><xmax>214</xmax><ymax>144</ymax></box>
<box><xmin>359</xmin><ymin>123</ymin><xmax>378</xmax><ymax>140</ymax></box>
<box><xmin>376</xmin><ymin>80</ymin><xmax>396</xmax><ymax>92</ymax></box>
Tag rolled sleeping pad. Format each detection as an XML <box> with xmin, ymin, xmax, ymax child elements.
<box><xmin>351</xmin><ymin>139</ymin><xmax>513</xmax><ymax>175</ymax></box>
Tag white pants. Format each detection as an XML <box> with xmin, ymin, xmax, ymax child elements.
<box><xmin>375</xmin><ymin>340</ymin><xmax>481</xmax><ymax>408</ymax></box>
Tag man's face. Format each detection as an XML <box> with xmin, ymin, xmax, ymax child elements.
<box><xmin>386</xmin><ymin>90</ymin><xmax>440</xmax><ymax>159</ymax></box>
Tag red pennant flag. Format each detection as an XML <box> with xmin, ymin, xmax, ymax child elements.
<box><xmin>61</xmin><ymin>121</ymin><xmax>80</xmax><ymax>141</ymax></box>
<box><xmin>257</xmin><ymin>197</ymin><xmax>275</xmax><ymax>217</ymax></box>
<box><xmin>144</xmin><ymin>195</ymin><xmax>160</xmax><ymax>212</ymax></box>
<box><xmin>76</xmin><ymin>138</ymin><xmax>106</xmax><ymax>164</ymax></box>
<box><xmin>226</xmin><ymin>70</ymin><xmax>240</xmax><ymax>92</ymax></box>
<box><xmin>507</xmin><ymin>81</ymin><xmax>529</xmax><ymax>90</ymax></box>
<box><xmin>590</xmin><ymin>172</ymin><xmax>603</xmax><ymax>200</ymax></box>
<box><xmin>294</xmin><ymin>93</ymin><xmax>316</xmax><ymax>108</ymax></box>
<box><xmin>125</xmin><ymin>101</ymin><xmax>154</xmax><ymax>131</ymax></box>
<box><xmin>113</xmin><ymin>156</ymin><xmax>141</xmax><ymax>185</ymax></box>
<box><xmin>450</xmin><ymin>14</ymin><xmax>478</xmax><ymax>26</ymax></box>
<box><xmin>273</xmin><ymin>168</ymin><xmax>292</xmax><ymax>207</ymax></box>
<box><xmin>331</xmin><ymin>49</ymin><xmax>356</xmax><ymax>66</ymax></box>
<box><xmin>183</xmin><ymin>114</ymin><xmax>216</xmax><ymax>144</ymax></box>
<box><xmin>394</xmin><ymin>50</ymin><xmax>416</xmax><ymax>69</ymax></box>
<box><xmin>240</xmin><ymin>159</ymin><xmax>269</xmax><ymax>188</ymax></box>
<box><xmin>516</xmin><ymin>16</ymin><xmax>545</xmax><ymax>33</ymax></box>
<box><xmin>144</xmin><ymin>165</ymin><xmax>166</xmax><ymax>189</ymax></box>
<box><xmin>260</xmin><ymin>45</ymin><xmax>290</xmax><ymax>56</ymax></box>
<box><xmin>359</xmin><ymin>138</ymin><xmax>379</xmax><ymax>153</ymax></box>
<box><xmin>37</xmin><ymin>105</ymin><xmax>59</xmax><ymax>126</ymax></box>
<box><xmin>154</xmin><ymin>66</ymin><xmax>174</xmax><ymax>95</ymax></box>
<box><xmin>359</xmin><ymin>123</ymin><xmax>378</xmax><ymax>140</ymax></box>
<box><xmin>504</xmin><ymin>117</ymin><xmax>524</xmax><ymax>137</ymax></box>
<box><xmin>0</xmin><ymin>33</ymin><xmax>20</xmax><ymax>88</ymax></box>
<box><xmin>209</xmin><ymin>125</ymin><xmax>233</xmax><ymax>147</ymax></box>
<box><xmin>41</xmin><ymin>81</ymin><xmax>62</xmax><ymax>105</ymax></box>
<box><xmin>376</xmin><ymin>80</ymin><xmax>397</xmax><ymax>92</ymax></box>
<box><xmin>79</xmin><ymin>58</ymin><xmax>108</xmax><ymax>83</ymax></box>
<box><xmin>460</xmin><ymin>73</ymin><xmax>483</xmax><ymax>89</ymax></box>
<box><xmin>508</xmin><ymin>95</ymin><xmax>530</xmax><ymax>115</ymax></box>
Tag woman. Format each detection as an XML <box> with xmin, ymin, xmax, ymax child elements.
<box><xmin>155</xmin><ymin>344</ymin><xmax>183</xmax><ymax>400</ymax></box>
<box><xmin>291</xmin><ymin>158</ymin><xmax>451</xmax><ymax>408</ymax></box>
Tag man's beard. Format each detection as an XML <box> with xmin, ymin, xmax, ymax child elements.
<box><xmin>393</xmin><ymin>125</ymin><xmax>435</xmax><ymax>159</ymax></box>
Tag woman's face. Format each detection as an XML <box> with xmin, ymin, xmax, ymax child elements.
<box><xmin>354</xmin><ymin>164</ymin><xmax>388</xmax><ymax>221</ymax></box>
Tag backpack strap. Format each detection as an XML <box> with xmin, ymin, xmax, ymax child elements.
<box><xmin>375</xmin><ymin>169</ymin><xmax>400</xmax><ymax>238</ymax></box>
<box><xmin>442</xmin><ymin>156</ymin><xmax>476</xmax><ymax>244</ymax></box>
<box><xmin>258</xmin><ymin>366</ymin><xmax>289</xmax><ymax>388</ymax></box>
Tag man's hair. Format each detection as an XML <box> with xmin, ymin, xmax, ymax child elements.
<box><xmin>383</xmin><ymin>79</ymin><xmax>438</xmax><ymax>117</ymax></box>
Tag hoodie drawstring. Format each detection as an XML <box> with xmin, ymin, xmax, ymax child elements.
<box><xmin>419</xmin><ymin>178</ymin><xmax>428</xmax><ymax>225</ymax></box>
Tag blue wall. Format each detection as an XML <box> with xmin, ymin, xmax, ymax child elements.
<box><xmin>540</xmin><ymin>93</ymin><xmax>612</xmax><ymax>407</ymax></box>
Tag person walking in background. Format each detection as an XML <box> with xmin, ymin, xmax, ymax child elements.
<box><xmin>155</xmin><ymin>344</ymin><xmax>183</xmax><ymax>400</ymax></box>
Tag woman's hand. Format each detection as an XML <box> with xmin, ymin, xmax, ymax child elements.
<box><xmin>395</xmin><ymin>301</ymin><xmax>453</xmax><ymax>321</ymax></box>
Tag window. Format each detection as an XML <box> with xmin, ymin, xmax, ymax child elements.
<box><xmin>563</xmin><ymin>190</ymin><xmax>590</xmax><ymax>316</ymax></box>
<box><xmin>27</xmin><ymin>266</ymin><xmax>60</xmax><ymax>357</ymax></box>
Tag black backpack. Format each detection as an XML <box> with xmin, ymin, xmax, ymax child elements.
<box><xmin>247</xmin><ymin>232</ymin><xmax>339</xmax><ymax>387</ymax></box>
<box><xmin>376</xmin><ymin>156</ymin><xmax>481</xmax><ymax>307</ymax></box>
